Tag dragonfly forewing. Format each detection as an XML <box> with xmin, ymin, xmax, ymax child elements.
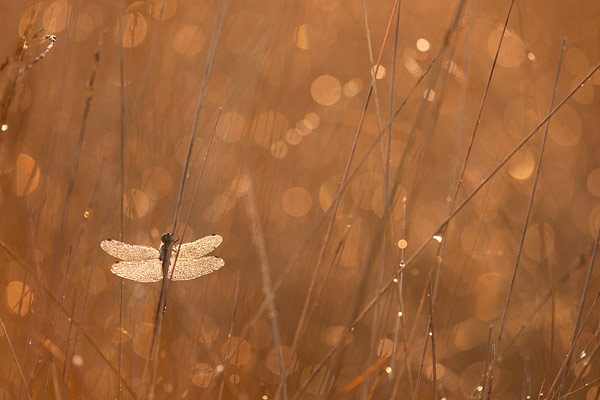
<box><xmin>176</xmin><ymin>234</ymin><xmax>223</xmax><ymax>259</ymax></box>
<box><xmin>101</xmin><ymin>239</ymin><xmax>159</xmax><ymax>261</ymax></box>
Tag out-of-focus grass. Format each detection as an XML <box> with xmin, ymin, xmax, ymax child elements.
<box><xmin>1</xmin><ymin>0</ymin><xmax>600</xmax><ymax>399</ymax></box>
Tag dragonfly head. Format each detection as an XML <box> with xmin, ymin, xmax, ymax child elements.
<box><xmin>161</xmin><ymin>232</ymin><xmax>175</xmax><ymax>244</ymax></box>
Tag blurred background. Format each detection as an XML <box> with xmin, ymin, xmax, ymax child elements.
<box><xmin>1</xmin><ymin>0</ymin><xmax>600</xmax><ymax>398</ymax></box>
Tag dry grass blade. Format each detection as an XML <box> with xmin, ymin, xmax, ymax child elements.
<box><xmin>232</xmin><ymin>52</ymin><xmax>439</xmax><ymax>364</ymax></box>
<box><xmin>4</xmin><ymin>2</ymin><xmax>600</xmax><ymax>399</ymax></box>
<box><xmin>51</xmin><ymin>31</ymin><xmax>104</xmax><ymax>292</ymax></box>
<box><xmin>168</xmin><ymin>108</ymin><xmax>221</xmax><ymax>286</ymax></box>
<box><xmin>1</xmin><ymin>232</ymin><xmax>135</xmax><ymax>397</ymax></box>
<box><xmin>137</xmin><ymin>2</ymin><xmax>230</xmax><ymax>397</ymax></box>
<box><xmin>0</xmin><ymin>316</ymin><xmax>32</xmax><ymax>400</ymax></box>
<box><xmin>218</xmin><ymin>271</ymin><xmax>241</xmax><ymax>400</ymax></box>
<box><xmin>244</xmin><ymin>175</ymin><xmax>287</xmax><ymax>398</ymax></box>
<box><xmin>294</xmin><ymin>56</ymin><xmax>600</xmax><ymax>399</ymax></box>
<box><xmin>274</xmin><ymin>6</ymin><xmax>404</xmax><ymax>396</ymax></box>
<box><xmin>501</xmin><ymin>248</ymin><xmax>591</xmax><ymax>356</ymax></box>
<box><xmin>491</xmin><ymin>40</ymin><xmax>566</xmax><ymax>385</ymax></box>
<box><xmin>565</xmin><ymin>325</ymin><xmax>600</xmax><ymax>394</ymax></box>
<box><xmin>331</xmin><ymin>355</ymin><xmax>390</xmax><ymax>398</ymax></box>
<box><xmin>117</xmin><ymin>2</ymin><xmax>126</xmax><ymax>396</ymax></box>
<box><xmin>555</xmin><ymin>199</ymin><xmax>600</xmax><ymax>398</ymax></box>
<box><xmin>171</xmin><ymin>0</ymin><xmax>230</xmax><ymax>234</ymax></box>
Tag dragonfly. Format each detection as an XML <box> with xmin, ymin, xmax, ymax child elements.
<box><xmin>100</xmin><ymin>233</ymin><xmax>224</xmax><ymax>282</ymax></box>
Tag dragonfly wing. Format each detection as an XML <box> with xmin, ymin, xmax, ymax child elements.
<box><xmin>101</xmin><ymin>239</ymin><xmax>159</xmax><ymax>261</ymax></box>
<box><xmin>111</xmin><ymin>259</ymin><xmax>164</xmax><ymax>282</ymax></box>
<box><xmin>176</xmin><ymin>234</ymin><xmax>223</xmax><ymax>259</ymax></box>
<box><xmin>170</xmin><ymin>256</ymin><xmax>225</xmax><ymax>281</ymax></box>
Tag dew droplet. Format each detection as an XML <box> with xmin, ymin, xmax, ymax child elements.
<box><xmin>371</xmin><ymin>64</ymin><xmax>386</xmax><ymax>79</ymax></box>
<box><xmin>416</xmin><ymin>38</ymin><xmax>430</xmax><ymax>52</ymax></box>
<box><xmin>83</xmin><ymin>210</ymin><xmax>90</xmax><ymax>219</ymax></box>
<box><xmin>1</xmin><ymin>124</ymin><xmax>8</xmax><ymax>132</ymax></box>
<box><xmin>433</xmin><ymin>235</ymin><xmax>442</xmax><ymax>243</ymax></box>
<box><xmin>72</xmin><ymin>354</ymin><xmax>84</xmax><ymax>366</ymax></box>
<box><xmin>423</xmin><ymin>89</ymin><xmax>435</xmax><ymax>102</ymax></box>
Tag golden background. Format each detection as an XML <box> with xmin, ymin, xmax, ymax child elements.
<box><xmin>1</xmin><ymin>0</ymin><xmax>600</xmax><ymax>398</ymax></box>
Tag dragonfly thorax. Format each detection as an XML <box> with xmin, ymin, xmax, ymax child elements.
<box><xmin>159</xmin><ymin>233</ymin><xmax>175</xmax><ymax>262</ymax></box>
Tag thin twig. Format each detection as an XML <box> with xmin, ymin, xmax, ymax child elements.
<box><xmin>411</xmin><ymin>319</ymin><xmax>431</xmax><ymax>400</ymax></box>
<box><xmin>390</xmin><ymin>197</ymin><xmax>412</xmax><ymax>397</ymax></box>
<box><xmin>293</xmin><ymin>1</ymin><xmax>468</xmax><ymax>396</ymax></box>
<box><xmin>469</xmin><ymin>325</ymin><xmax>493</xmax><ymax>400</ymax></box>
<box><xmin>565</xmin><ymin>325</ymin><xmax>600</xmax><ymax>395</ymax></box>
<box><xmin>492</xmin><ymin>38</ymin><xmax>566</xmax><ymax>380</ymax></box>
<box><xmin>0</xmin><ymin>315</ymin><xmax>33</xmax><ymax>400</ymax></box>
<box><xmin>244</xmin><ymin>176</ymin><xmax>287</xmax><ymax>398</ymax></box>
<box><xmin>233</xmin><ymin>53</ymin><xmax>439</xmax><ymax>363</ymax></box>
<box><xmin>401</xmin><ymin>3</ymin><xmax>512</xmax><ymax>390</ymax></box>
<box><xmin>139</xmin><ymin>2</ymin><xmax>229</xmax><ymax>397</ymax></box>
<box><xmin>44</xmin><ymin>246</ymin><xmax>74</xmax><ymax>398</ymax></box>
<box><xmin>274</xmin><ymin>3</ymin><xmax>402</xmax><ymax>396</ymax></box>
<box><xmin>2</xmin><ymin>259</ymin><xmax>117</xmax><ymax>399</ymax></box>
<box><xmin>556</xmin><ymin>183</ymin><xmax>600</xmax><ymax>398</ymax></box>
<box><xmin>168</xmin><ymin>107</ymin><xmax>222</xmax><ymax>286</ymax></box>
<box><xmin>428</xmin><ymin>280</ymin><xmax>438</xmax><ymax>400</ymax></box>
<box><xmin>218</xmin><ymin>272</ymin><xmax>241</xmax><ymax>400</ymax></box>
<box><xmin>60</xmin><ymin>288</ymin><xmax>78</xmax><ymax>398</ymax></box>
<box><xmin>365</xmin><ymin>0</ymin><xmax>402</xmax><ymax>396</ymax></box>
<box><xmin>118</xmin><ymin>0</ymin><xmax>126</xmax><ymax>396</ymax></box>
<box><xmin>559</xmin><ymin>377</ymin><xmax>600</xmax><ymax>399</ymax></box>
<box><xmin>171</xmin><ymin>0</ymin><xmax>229</xmax><ymax>234</ymax></box>
<box><xmin>67</xmin><ymin>180</ymin><xmax>136</xmax><ymax>397</ymax></box>
<box><xmin>293</xmin><ymin>56</ymin><xmax>600</xmax><ymax>398</ymax></box>
<box><xmin>331</xmin><ymin>1</ymin><xmax>464</xmax><ymax>397</ymax></box>
<box><xmin>501</xmin><ymin>249</ymin><xmax>590</xmax><ymax>355</ymax></box>
<box><xmin>453</xmin><ymin>0</ymin><xmax>515</xmax><ymax>201</ymax></box>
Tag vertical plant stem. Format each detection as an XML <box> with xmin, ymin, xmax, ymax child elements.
<box><xmin>118</xmin><ymin>2</ymin><xmax>126</xmax><ymax>400</ymax></box>
<box><xmin>493</xmin><ymin>38</ymin><xmax>566</xmax><ymax>367</ymax></box>
<box><xmin>0</xmin><ymin>315</ymin><xmax>33</xmax><ymax>400</ymax></box>
<box><xmin>245</xmin><ymin>177</ymin><xmax>287</xmax><ymax>399</ymax></box>
<box><xmin>556</xmin><ymin>185</ymin><xmax>600</xmax><ymax>398</ymax></box>
<box><xmin>218</xmin><ymin>272</ymin><xmax>241</xmax><ymax>400</ymax></box>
